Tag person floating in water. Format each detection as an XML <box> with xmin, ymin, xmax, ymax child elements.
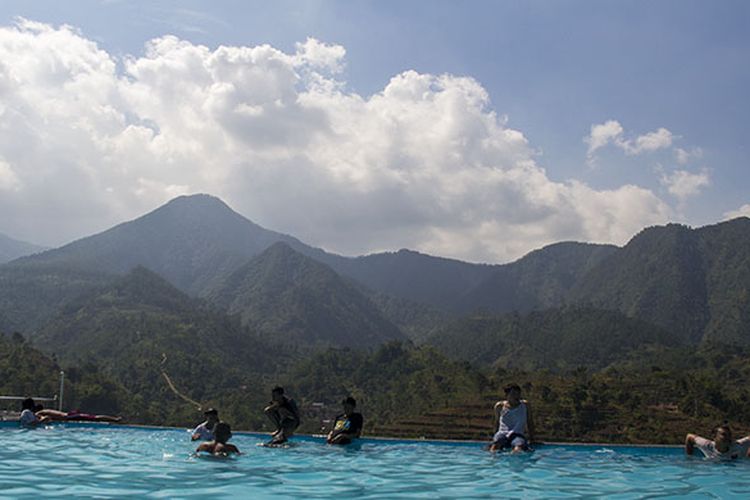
<box><xmin>327</xmin><ymin>396</ymin><xmax>364</xmax><ymax>445</ymax></box>
<box><xmin>34</xmin><ymin>404</ymin><xmax>122</xmax><ymax>423</ymax></box>
<box><xmin>685</xmin><ymin>423</ymin><xmax>750</xmax><ymax>460</ymax></box>
<box><xmin>196</xmin><ymin>422</ymin><xmax>240</xmax><ymax>456</ymax></box>
<box><xmin>264</xmin><ymin>386</ymin><xmax>300</xmax><ymax>445</ymax></box>
<box><xmin>490</xmin><ymin>383</ymin><xmax>535</xmax><ymax>453</ymax></box>
<box><xmin>191</xmin><ymin>408</ymin><xmax>219</xmax><ymax>441</ymax></box>
<box><xmin>19</xmin><ymin>398</ymin><xmax>50</xmax><ymax>426</ymax></box>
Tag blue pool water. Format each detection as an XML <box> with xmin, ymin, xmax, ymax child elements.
<box><xmin>2</xmin><ymin>422</ymin><xmax>750</xmax><ymax>498</ymax></box>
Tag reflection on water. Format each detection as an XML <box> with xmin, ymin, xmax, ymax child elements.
<box><xmin>1</xmin><ymin>424</ymin><xmax>750</xmax><ymax>498</ymax></box>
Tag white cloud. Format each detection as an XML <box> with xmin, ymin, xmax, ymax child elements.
<box><xmin>723</xmin><ymin>204</ymin><xmax>750</xmax><ymax>220</ymax></box>
<box><xmin>585</xmin><ymin>120</ymin><xmax>675</xmax><ymax>162</ymax></box>
<box><xmin>585</xmin><ymin>120</ymin><xmax>623</xmax><ymax>159</ymax></box>
<box><xmin>0</xmin><ymin>19</ymin><xmax>675</xmax><ymax>262</ymax></box>
<box><xmin>660</xmin><ymin>168</ymin><xmax>711</xmax><ymax>201</ymax></box>
<box><xmin>674</xmin><ymin>147</ymin><xmax>703</xmax><ymax>165</ymax></box>
<box><xmin>0</xmin><ymin>159</ymin><xmax>21</xmax><ymax>191</ymax></box>
<box><xmin>629</xmin><ymin>127</ymin><xmax>673</xmax><ymax>154</ymax></box>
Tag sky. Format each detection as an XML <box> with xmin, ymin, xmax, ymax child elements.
<box><xmin>0</xmin><ymin>0</ymin><xmax>748</xmax><ymax>263</ymax></box>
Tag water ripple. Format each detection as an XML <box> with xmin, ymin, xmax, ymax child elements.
<box><xmin>1</xmin><ymin>424</ymin><xmax>750</xmax><ymax>498</ymax></box>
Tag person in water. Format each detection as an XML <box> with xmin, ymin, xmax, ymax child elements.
<box><xmin>34</xmin><ymin>404</ymin><xmax>122</xmax><ymax>423</ymax></box>
<box><xmin>264</xmin><ymin>386</ymin><xmax>301</xmax><ymax>445</ymax></box>
<box><xmin>685</xmin><ymin>423</ymin><xmax>750</xmax><ymax>460</ymax></box>
<box><xmin>490</xmin><ymin>383</ymin><xmax>535</xmax><ymax>453</ymax></box>
<box><xmin>19</xmin><ymin>398</ymin><xmax>50</xmax><ymax>426</ymax></box>
<box><xmin>196</xmin><ymin>422</ymin><xmax>240</xmax><ymax>456</ymax></box>
<box><xmin>191</xmin><ymin>408</ymin><xmax>219</xmax><ymax>441</ymax></box>
<box><xmin>327</xmin><ymin>396</ymin><xmax>364</xmax><ymax>445</ymax></box>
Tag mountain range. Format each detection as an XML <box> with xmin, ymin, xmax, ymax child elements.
<box><xmin>1</xmin><ymin>193</ymin><xmax>749</xmax><ymax>365</ymax></box>
<box><xmin>0</xmin><ymin>232</ymin><xmax>45</xmax><ymax>264</ymax></box>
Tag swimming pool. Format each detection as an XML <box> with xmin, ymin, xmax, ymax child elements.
<box><xmin>2</xmin><ymin>422</ymin><xmax>749</xmax><ymax>498</ymax></box>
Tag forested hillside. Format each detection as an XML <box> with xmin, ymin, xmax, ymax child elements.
<box><xmin>205</xmin><ymin>243</ymin><xmax>406</xmax><ymax>348</ymax></box>
<box><xmin>426</xmin><ymin>307</ymin><xmax>680</xmax><ymax>370</ymax></box>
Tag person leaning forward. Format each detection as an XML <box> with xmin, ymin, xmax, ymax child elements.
<box><xmin>264</xmin><ymin>386</ymin><xmax>300</xmax><ymax>445</ymax></box>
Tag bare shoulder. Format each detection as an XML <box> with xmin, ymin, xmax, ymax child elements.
<box><xmin>494</xmin><ymin>400</ymin><xmax>507</xmax><ymax>409</ymax></box>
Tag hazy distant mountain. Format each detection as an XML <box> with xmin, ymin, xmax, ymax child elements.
<box><xmin>10</xmin><ymin>194</ymin><xmax>309</xmax><ymax>295</ymax></box>
<box><xmin>696</xmin><ymin>218</ymin><xmax>750</xmax><ymax>344</ymax></box>
<box><xmin>0</xmin><ymin>232</ymin><xmax>45</xmax><ymax>264</ymax></box>
<box><xmin>457</xmin><ymin>241</ymin><xmax>618</xmax><ymax>314</ymax></box>
<box><xmin>3</xmin><ymin>194</ymin><xmax>496</xmax><ymax>312</ymax></box>
<box><xmin>427</xmin><ymin>307</ymin><xmax>680</xmax><ymax>371</ymax></box>
<box><xmin>570</xmin><ymin>223</ymin><xmax>711</xmax><ymax>344</ymax></box>
<box><xmin>205</xmin><ymin>242</ymin><xmax>406</xmax><ymax>348</ymax></box>
<box><xmin>569</xmin><ymin>218</ymin><xmax>750</xmax><ymax>345</ymax></box>
<box><xmin>0</xmin><ymin>264</ymin><xmax>113</xmax><ymax>333</ymax></box>
<box><xmin>317</xmin><ymin>249</ymin><xmax>494</xmax><ymax>312</ymax></box>
<box><xmin>3</xmin><ymin>194</ymin><xmax>750</xmax><ymax>351</ymax></box>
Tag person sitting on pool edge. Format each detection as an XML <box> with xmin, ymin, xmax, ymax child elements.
<box><xmin>191</xmin><ymin>408</ymin><xmax>219</xmax><ymax>441</ymax></box>
<box><xmin>19</xmin><ymin>398</ymin><xmax>50</xmax><ymax>426</ymax></box>
<box><xmin>264</xmin><ymin>386</ymin><xmax>301</xmax><ymax>445</ymax></box>
<box><xmin>327</xmin><ymin>396</ymin><xmax>364</xmax><ymax>445</ymax></box>
<box><xmin>685</xmin><ymin>423</ymin><xmax>750</xmax><ymax>460</ymax></box>
<box><xmin>490</xmin><ymin>383</ymin><xmax>535</xmax><ymax>453</ymax></box>
<box><xmin>196</xmin><ymin>422</ymin><xmax>240</xmax><ymax>456</ymax></box>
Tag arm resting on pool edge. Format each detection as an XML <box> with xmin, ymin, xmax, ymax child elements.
<box><xmin>685</xmin><ymin>433</ymin><xmax>697</xmax><ymax>455</ymax></box>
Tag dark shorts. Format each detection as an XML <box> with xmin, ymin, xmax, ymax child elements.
<box><xmin>492</xmin><ymin>432</ymin><xmax>528</xmax><ymax>450</ymax></box>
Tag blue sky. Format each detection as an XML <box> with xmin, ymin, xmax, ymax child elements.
<box><xmin>0</xmin><ymin>0</ymin><xmax>747</xmax><ymax>262</ymax></box>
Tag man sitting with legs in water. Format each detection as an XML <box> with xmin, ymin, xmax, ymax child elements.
<box><xmin>685</xmin><ymin>423</ymin><xmax>750</xmax><ymax>460</ymax></box>
<box><xmin>264</xmin><ymin>386</ymin><xmax>300</xmax><ymax>445</ymax></box>
<box><xmin>327</xmin><ymin>396</ymin><xmax>363</xmax><ymax>445</ymax></box>
<box><xmin>490</xmin><ymin>383</ymin><xmax>535</xmax><ymax>453</ymax></box>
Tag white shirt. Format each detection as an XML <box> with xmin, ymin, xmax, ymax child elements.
<box><xmin>497</xmin><ymin>401</ymin><xmax>528</xmax><ymax>436</ymax></box>
<box><xmin>192</xmin><ymin>421</ymin><xmax>214</xmax><ymax>440</ymax></box>
<box><xmin>694</xmin><ymin>436</ymin><xmax>750</xmax><ymax>460</ymax></box>
<box><xmin>19</xmin><ymin>409</ymin><xmax>38</xmax><ymax>426</ymax></box>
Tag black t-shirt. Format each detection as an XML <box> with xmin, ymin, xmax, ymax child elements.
<box><xmin>332</xmin><ymin>412</ymin><xmax>363</xmax><ymax>436</ymax></box>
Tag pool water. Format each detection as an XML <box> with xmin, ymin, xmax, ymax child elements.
<box><xmin>2</xmin><ymin>423</ymin><xmax>750</xmax><ymax>498</ymax></box>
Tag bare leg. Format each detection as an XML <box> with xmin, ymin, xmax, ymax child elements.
<box><xmin>93</xmin><ymin>415</ymin><xmax>122</xmax><ymax>423</ymax></box>
<box><xmin>264</xmin><ymin>408</ymin><xmax>282</xmax><ymax>434</ymax></box>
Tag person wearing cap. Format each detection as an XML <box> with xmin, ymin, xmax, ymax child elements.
<box><xmin>489</xmin><ymin>383</ymin><xmax>535</xmax><ymax>453</ymax></box>
<box><xmin>327</xmin><ymin>396</ymin><xmax>364</xmax><ymax>445</ymax></box>
<box><xmin>191</xmin><ymin>408</ymin><xmax>219</xmax><ymax>441</ymax></box>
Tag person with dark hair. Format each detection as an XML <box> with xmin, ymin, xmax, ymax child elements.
<box><xmin>489</xmin><ymin>383</ymin><xmax>535</xmax><ymax>453</ymax></box>
<box><xmin>264</xmin><ymin>386</ymin><xmax>300</xmax><ymax>445</ymax></box>
<box><xmin>685</xmin><ymin>423</ymin><xmax>750</xmax><ymax>460</ymax></box>
<box><xmin>19</xmin><ymin>398</ymin><xmax>49</xmax><ymax>426</ymax></box>
<box><xmin>327</xmin><ymin>396</ymin><xmax>364</xmax><ymax>445</ymax></box>
<box><xmin>191</xmin><ymin>408</ymin><xmax>219</xmax><ymax>441</ymax></box>
<box><xmin>196</xmin><ymin>422</ymin><xmax>240</xmax><ymax>456</ymax></box>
